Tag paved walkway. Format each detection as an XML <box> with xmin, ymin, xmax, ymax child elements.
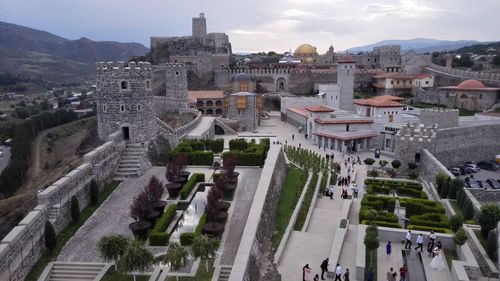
<box><xmin>187</xmin><ymin>116</ymin><xmax>214</xmax><ymax>138</ymax></box>
<box><xmin>219</xmin><ymin>168</ymin><xmax>262</xmax><ymax>265</ymax></box>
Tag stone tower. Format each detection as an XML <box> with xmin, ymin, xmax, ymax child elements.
<box><xmin>95</xmin><ymin>61</ymin><xmax>157</xmax><ymax>143</ymax></box>
<box><xmin>337</xmin><ymin>54</ymin><xmax>355</xmax><ymax>111</ymax></box>
<box><xmin>165</xmin><ymin>63</ymin><xmax>189</xmax><ymax>109</ymax></box>
<box><xmin>192</xmin><ymin>13</ymin><xmax>207</xmax><ymax>38</ymax></box>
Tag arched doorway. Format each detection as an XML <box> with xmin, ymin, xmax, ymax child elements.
<box><xmin>276</xmin><ymin>77</ymin><xmax>286</xmax><ymax>92</ymax></box>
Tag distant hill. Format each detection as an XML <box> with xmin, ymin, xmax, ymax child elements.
<box><xmin>346</xmin><ymin>38</ymin><xmax>485</xmax><ymax>54</ymax></box>
<box><xmin>454</xmin><ymin>42</ymin><xmax>500</xmax><ymax>54</ymax></box>
<box><xmin>0</xmin><ymin>21</ymin><xmax>148</xmax><ymax>84</ymax></box>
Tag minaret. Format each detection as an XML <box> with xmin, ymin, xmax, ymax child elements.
<box><xmin>337</xmin><ymin>54</ymin><xmax>355</xmax><ymax>111</ymax></box>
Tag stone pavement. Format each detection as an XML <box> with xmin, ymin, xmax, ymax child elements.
<box><xmin>219</xmin><ymin>168</ymin><xmax>262</xmax><ymax>265</ymax></box>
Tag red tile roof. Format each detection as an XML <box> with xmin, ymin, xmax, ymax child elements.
<box><xmin>287</xmin><ymin>107</ymin><xmax>309</xmax><ymax>118</ymax></box>
<box><xmin>314</xmin><ymin>118</ymin><xmax>373</xmax><ymax>124</ymax></box>
<box><xmin>305</xmin><ymin>105</ymin><xmax>335</xmax><ymax>112</ymax></box>
<box><xmin>354</xmin><ymin>95</ymin><xmax>404</xmax><ymax>107</ymax></box>
<box><xmin>373</xmin><ymin>73</ymin><xmax>415</xmax><ymax>80</ymax></box>
<box><xmin>438</xmin><ymin>79</ymin><xmax>500</xmax><ymax>91</ymax></box>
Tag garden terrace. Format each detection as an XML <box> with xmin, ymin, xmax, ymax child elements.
<box><xmin>168</xmin><ymin>139</ymin><xmax>224</xmax><ymax>165</ymax></box>
<box><xmin>222</xmin><ymin>138</ymin><xmax>270</xmax><ymax>166</ymax></box>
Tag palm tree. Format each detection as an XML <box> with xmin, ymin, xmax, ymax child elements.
<box><xmin>97</xmin><ymin>235</ymin><xmax>130</xmax><ymax>270</ymax></box>
<box><xmin>164</xmin><ymin>242</ymin><xmax>189</xmax><ymax>281</ymax></box>
<box><xmin>192</xmin><ymin>235</ymin><xmax>220</xmax><ymax>272</ymax></box>
<box><xmin>117</xmin><ymin>241</ymin><xmax>154</xmax><ymax>281</ymax></box>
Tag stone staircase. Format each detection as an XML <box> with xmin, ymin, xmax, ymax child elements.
<box><xmin>115</xmin><ymin>143</ymin><xmax>150</xmax><ymax>178</ymax></box>
<box><xmin>218</xmin><ymin>265</ymin><xmax>232</xmax><ymax>281</ymax></box>
<box><xmin>47</xmin><ymin>204</ymin><xmax>60</xmax><ymax>223</ymax></box>
<box><xmin>45</xmin><ymin>262</ymin><xmax>107</xmax><ymax>281</ymax></box>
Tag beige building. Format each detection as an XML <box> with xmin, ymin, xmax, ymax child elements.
<box><xmin>372</xmin><ymin>73</ymin><xmax>434</xmax><ymax>96</ymax></box>
<box><xmin>437</xmin><ymin>80</ymin><xmax>500</xmax><ymax>111</ymax></box>
<box><xmin>188</xmin><ymin>90</ymin><xmax>224</xmax><ymax>115</ymax></box>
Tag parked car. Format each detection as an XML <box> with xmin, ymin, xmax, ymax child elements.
<box><xmin>460</xmin><ymin>166</ymin><xmax>474</xmax><ymax>174</ymax></box>
<box><xmin>477</xmin><ymin>161</ymin><xmax>496</xmax><ymax>171</ymax></box>
<box><xmin>449</xmin><ymin>167</ymin><xmax>461</xmax><ymax>176</ymax></box>
<box><xmin>486</xmin><ymin>179</ymin><xmax>500</xmax><ymax>189</ymax></box>
<box><xmin>466</xmin><ymin>180</ymin><xmax>482</xmax><ymax>189</ymax></box>
<box><xmin>464</xmin><ymin>163</ymin><xmax>480</xmax><ymax>172</ymax></box>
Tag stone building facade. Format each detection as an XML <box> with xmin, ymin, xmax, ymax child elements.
<box><xmin>227</xmin><ymin>92</ymin><xmax>261</xmax><ymax>132</ymax></box>
<box><xmin>192</xmin><ymin>13</ymin><xmax>207</xmax><ymax>38</ymax></box>
<box><xmin>96</xmin><ymin>61</ymin><xmax>157</xmax><ymax>143</ymax></box>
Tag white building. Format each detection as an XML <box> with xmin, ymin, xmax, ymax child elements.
<box><xmin>372</xmin><ymin>73</ymin><xmax>434</xmax><ymax>96</ymax></box>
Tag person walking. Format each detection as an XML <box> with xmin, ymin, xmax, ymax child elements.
<box><xmin>405</xmin><ymin>230</ymin><xmax>412</xmax><ymax>250</ymax></box>
<box><xmin>343</xmin><ymin>268</ymin><xmax>350</xmax><ymax>281</ymax></box>
<box><xmin>367</xmin><ymin>267</ymin><xmax>374</xmax><ymax>281</ymax></box>
<box><xmin>334</xmin><ymin>264</ymin><xmax>342</xmax><ymax>281</ymax></box>
<box><xmin>386</xmin><ymin>241</ymin><xmax>392</xmax><ymax>259</ymax></box>
<box><xmin>399</xmin><ymin>264</ymin><xmax>408</xmax><ymax>281</ymax></box>
<box><xmin>415</xmin><ymin>233</ymin><xmax>424</xmax><ymax>252</ymax></box>
<box><xmin>313</xmin><ymin>274</ymin><xmax>320</xmax><ymax>281</ymax></box>
<box><xmin>320</xmin><ymin>258</ymin><xmax>329</xmax><ymax>280</ymax></box>
<box><xmin>387</xmin><ymin>267</ymin><xmax>397</xmax><ymax>281</ymax></box>
<box><xmin>303</xmin><ymin>264</ymin><xmax>311</xmax><ymax>281</ymax></box>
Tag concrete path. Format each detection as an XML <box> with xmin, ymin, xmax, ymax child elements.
<box><xmin>219</xmin><ymin>168</ymin><xmax>262</xmax><ymax>265</ymax></box>
<box><xmin>187</xmin><ymin>116</ymin><xmax>214</xmax><ymax>138</ymax></box>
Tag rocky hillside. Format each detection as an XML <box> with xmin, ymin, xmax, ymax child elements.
<box><xmin>0</xmin><ymin>21</ymin><xmax>148</xmax><ymax>84</ymax></box>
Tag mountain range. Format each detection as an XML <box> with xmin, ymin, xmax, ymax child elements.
<box><xmin>0</xmin><ymin>21</ymin><xmax>148</xmax><ymax>84</ymax></box>
<box><xmin>346</xmin><ymin>38</ymin><xmax>486</xmax><ymax>54</ymax></box>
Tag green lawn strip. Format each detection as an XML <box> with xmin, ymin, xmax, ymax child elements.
<box><xmin>449</xmin><ymin>200</ymin><xmax>463</xmax><ymax>217</ymax></box>
<box><xmin>444</xmin><ymin>248</ymin><xmax>458</xmax><ymax>269</ymax></box>
<box><xmin>473</xmin><ymin>229</ymin><xmax>488</xmax><ymax>250</ymax></box>
<box><xmin>101</xmin><ymin>269</ymin><xmax>149</xmax><ymax>281</ymax></box>
<box><xmin>294</xmin><ymin>173</ymin><xmax>319</xmax><ymax>231</ymax></box>
<box><xmin>319</xmin><ymin>171</ymin><xmax>328</xmax><ymax>195</ymax></box>
<box><xmin>165</xmin><ymin>259</ymin><xmax>214</xmax><ymax>281</ymax></box>
<box><xmin>365</xmin><ymin>246</ymin><xmax>378</xmax><ymax>281</ymax></box>
<box><xmin>272</xmin><ymin>166</ymin><xmax>307</xmax><ymax>249</ymax></box>
<box><xmin>25</xmin><ymin>180</ymin><xmax>121</xmax><ymax>281</ymax></box>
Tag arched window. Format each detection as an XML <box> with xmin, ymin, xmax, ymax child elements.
<box><xmin>215</xmin><ymin>100</ymin><xmax>222</xmax><ymax>106</ymax></box>
<box><xmin>197</xmin><ymin>101</ymin><xmax>204</xmax><ymax>107</ymax></box>
<box><xmin>206</xmin><ymin>101</ymin><xmax>214</xmax><ymax>107</ymax></box>
<box><xmin>215</xmin><ymin>109</ymin><xmax>223</xmax><ymax>115</ymax></box>
<box><xmin>175</xmin><ymin>71</ymin><xmax>180</xmax><ymax>76</ymax></box>
<box><xmin>120</xmin><ymin>105</ymin><xmax>125</xmax><ymax>112</ymax></box>
<box><xmin>120</xmin><ymin>80</ymin><xmax>129</xmax><ymax>90</ymax></box>
<box><xmin>145</xmin><ymin>80</ymin><xmax>151</xmax><ymax>89</ymax></box>
<box><xmin>137</xmin><ymin>104</ymin><xmax>141</xmax><ymax>111</ymax></box>
<box><xmin>207</xmin><ymin>109</ymin><xmax>213</xmax><ymax>115</ymax></box>
<box><xmin>102</xmin><ymin>104</ymin><xmax>107</xmax><ymax>112</ymax></box>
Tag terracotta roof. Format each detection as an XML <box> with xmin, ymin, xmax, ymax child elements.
<box><xmin>188</xmin><ymin>91</ymin><xmax>224</xmax><ymax>102</ymax></box>
<box><xmin>438</xmin><ymin>79</ymin><xmax>500</xmax><ymax>91</ymax></box>
<box><xmin>313</xmin><ymin>131</ymin><xmax>377</xmax><ymax>140</ymax></box>
<box><xmin>338</xmin><ymin>54</ymin><xmax>355</xmax><ymax>63</ymax></box>
<box><xmin>354</xmin><ymin>95</ymin><xmax>404</xmax><ymax>107</ymax></box>
<box><xmin>287</xmin><ymin>107</ymin><xmax>309</xmax><ymax>118</ymax></box>
<box><xmin>315</xmin><ymin>118</ymin><xmax>373</xmax><ymax>124</ymax></box>
<box><xmin>372</xmin><ymin>73</ymin><xmax>432</xmax><ymax>80</ymax></box>
<box><xmin>305</xmin><ymin>105</ymin><xmax>335</xmax><ymax>112</ymax></box>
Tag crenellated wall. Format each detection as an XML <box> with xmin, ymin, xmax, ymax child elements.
<box><xmin>0</xmin><ymin>130</ymin><xmax>125</xmax><ymax>281</ymax></box>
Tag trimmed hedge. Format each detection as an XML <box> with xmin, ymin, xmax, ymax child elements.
<box><xmin>195</xmin><ymin>213</ymin><xmax>207</xmax><ymax>235</ymax></box>
<box><xmin>410</xmin><ymin>213</ymin><xmax>450</xmax><ymax>229</ymax></box>
<box><xmin>149</xmin><ymin>204</ymin><xmax>177</xmax><ymax>246</ymax></box>
<box><xmin>180</xmin><ymin>232</ymin><xmax>195</xmax><ymax>246</ymax></box>
<box><xmin>180</xmin><ymin>173</ymin><xmax>206</xmax><ymax>200</ymax></box>
<box><xmin>361</xmin><ymin>195</ymin><xmax>396</xmax><ymax>213</ymax></box>
<box><xmin>223</xmin><ymin>138</ymin><xmax>270</xmax><ymax>166</ymax></box>
<box><xmin>229</xmin><ymin>139</ymin><xmax>248</xmax><ymax>151</ymax></box>
<box><xmin>408</xmin><ymin>225</ymin><xmax>450</xmax><ymax>234</ymax></box>
<box><xmin>362</xmin><ymin>220</ymin><xmax>401</xmax><ymax>229</ymax></box>
<box><xmin>359</xmin><ymin>207</ymin><xmax>399</xmax><ymax>223</ymax></box>
<box><xmin>188</xmin><ymin>151</ymin><xmax>214</xmax><ymax>165</ymax></box>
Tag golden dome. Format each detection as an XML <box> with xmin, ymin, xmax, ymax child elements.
<box><xmin>294</xmin><ymin>43</ymin><xmax>318</xmax><ymax>55</ymax></box>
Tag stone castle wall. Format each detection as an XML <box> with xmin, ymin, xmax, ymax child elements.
<box><xmin>419</xmin><ymin>109</ymin><xmax>459</xmax><ymax>129</ymax></box>
<box><xmin>426</xmin><ymin>63</ymin><xmax>500</xmax><ymax>84</ymax></box>
<box><xmin>0</xmin><ymin>131</ymin><xmax>125</xmax><ymax>281</ymax></box>
<box><xmin>419</xmin><ymin>148</ymin><xmax>454</xmax><ymax>182</ymax></box>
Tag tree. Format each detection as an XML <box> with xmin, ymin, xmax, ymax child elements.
<box><xmin>89</xmin><ymin>179</ymin><xmax>99</xmax><ymax>205</ymax></box>
<box><xmin>408</xmin><ymin>172</ymin><xmax>418</xmax><ymax>180</ymax></box>
<box><xmin>130</xmin><ymin>191</ymin><xmax>151</xmax><ymax>222</ymax></box>
<box><xmin>145</xmin><ymin>175</ymin><xmax>164</xmax><ymax>203</ymax></box>
<box><xmin>367</xmin><ymin>170</ymin><xmax>379</xmax><ymax>178</ymax></box>
<box><xmin>440</xmin><ymin>178</ymin><xmax>451</xmax><ymax>198</ymax></box>
<box><xmin>450</xmin><ymin>215</ymin><xmax>464</xmax><ymax>233</ymax></box>
<box><xmin>408</xmin><ymin>162</ymin><xmax>417</xmax><ymax>170</ymax></box>
<box><xmin>379</xmin><ymin>160</ymin><xmax>388</xmax><ymax>168</ymax></box>
<box><xmin>44</xmin><ymin>221</ymin><xmax>56</xmax><ymax>253</ymax></box>
<box><xmin>436</xmin><ymin>173</ymin><xmax>449</xmax><ymax>192</ymax></box>
<box><xmin>98</xmin><ymin>235</ymin><xmax>130</xmax><ymax>270</ymax></box>
<box><xmin>164</xmin><ymin>242</ymin><xmax>189</xmax><ymax>281</ymax></box>
<box><xmin>117</xmin><ymin>241</ymin><xmax>154</xmax><ymax>281</ymax></box>
<box><xmin>192</xmin><ymin>235</ymin><xmax>220</xmax><ymax>272</ymax></box>
<box><xmin>487</xmin><ymin>230</ymin><xmax>498</xmax><ymax>261</ymax></box>
<box><xmin>364</xmin><ymin>232</ymin><xmax>380</xmax><ymax>267</ymax></box>
<box><xmin>391</xmin><ymin>160</ymin><xmax>401</xmax><ymax>169</ymax></box>
<box><xmin>478</xmin><ymin>204</ymin><xmax>500</xmax><ymax>238</ymax></box>
<box><xmin>464</xmin><ymin>200</ymin><xmax>475</xmax><ymax>221</ymax></box>
<box><xmin>453</xmin><ymin>227</ymin><xmax>469</xmax><ymax>256</ymax></box>
<box><xmin>70</xmin><ymin>196</ymin><xmax>80</xmax><ymax>223</ymax></box>
<box><xmin>364</xmin><ymin>158</ymin><xmax>375</xmax><ymax>166</ymax></box>
<box><xmin>448</xmin><ymin>179</ymin><xmax>464</xmax><ymax>199</ymax></box>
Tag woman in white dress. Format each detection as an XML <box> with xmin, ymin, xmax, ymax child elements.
<box><xmin>430</xmin><ymin>247</ymin><xmax>446</xmax><ymax>271</ymax></box>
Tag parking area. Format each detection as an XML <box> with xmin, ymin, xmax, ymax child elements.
<box><xmin>457</xmin><ymin>168</ymin><xmax>500</xmax><ymax>189</ymax></box>
<box><xmin>0</xmin><ymin>145</ymin><xmax>11</xmax><ymax>174</ymax></box>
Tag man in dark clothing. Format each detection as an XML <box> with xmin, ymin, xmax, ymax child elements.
<box><xmin>367</xmin><ymin>267</ymin><xmax>374</xmax><ymax>281</ymax></box>
<box><xmin>320</xmin><ymin>258</ymin><xmax>329</xmax><ymax>280</ymax></box>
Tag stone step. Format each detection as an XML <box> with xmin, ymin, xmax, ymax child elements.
<box><xmin>126</xmin><ymin>143</ymin><xmax>148</xmax><ymax>148</ymax></box>
<box><xmin>52</xmin><ymin>263</ymin><xmax>105</xmax><ymax>270</ymax></box>
<box><xmin>118</xmin><ymin>163</ymin><xmax>141</xmax><ymax>168</ymax></box>
<box><xmin>119</xmin><ymin>159</ymin><xmax>140</xmax><ymax>164</ymax></box>
<box><xmin>123</xmin><ymin>151</ymin><xmax>144</xmax><ymax>156</ymax></box>
<box><xmin>116</xmin><ymin>167</ymin><xmax>140</xmax><ymax>172</ymax></box>
<box><xmin>120</xmin><ymin>156</ymin><xmax>141</xmax><ymax>161</ymax></box>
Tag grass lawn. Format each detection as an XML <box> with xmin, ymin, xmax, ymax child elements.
<box><xmin>411</xmin><ymin>101</ymin><xmax>440</xmax><ymax>109</ymax></box>
<box><xmin>365</xmin><ymin>248</ymin><xmax>377</xmax><ymax>281</ymax></box>
<box><xmin>25</xmin><ymin>180</ymin><xmax>122</xmax><ymax>281</ymax></box>
<box><xmin>165</xmin><ymin>259</ymin><xmax>214</xmax><ymax>281</ymax></box>
<box><xmin>101</xmin><ymin>269</ymin><xmax>149</xmax><ymax>281</ymax></box>
<box><xmin>294</xmin><ymin>173</ymin><xmax>319</xmax><ymax>231</ymax></box>
<box><xmin>444</xmin><ymin>248</ymin><xmax>459</xmax><ymax>269</ymax></box>
<box><xmin>473</xmin><ymin>229</ymin><xmax>488</xmax><ymax>250</ymax></box>
<box><xmin>459</xmin><ymin>109</ymin><xmax>479</xmax><ymax>116</ymax></box>
<box><xmin>272</xmin><ymin>166</ymin><xmax>307</xmax><ymax>249</ymax></box>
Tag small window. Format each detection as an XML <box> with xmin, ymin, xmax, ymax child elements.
<box><xmin>175</xmin><ymin>71</ymin><xmax>180</xmax><ymax>76</ymax></box>
<box><xmin>137</xmin><ymin>104</ymin><xmax>141</xmax><ymax>111</ymax></box>
<box><xmin>120</xmin><ymin>80</ymin><xmax>129</xmax><ymax>90</ymax></box>
<box><xmin>145</xmin><ymin>80</ymin><xmax>151</xmax><ymax>89</ymax></box>
<box><xmin>425</xmin><ymin>81</ymin><xmax>429</xmax><ymax>84</ymax></box>
<box><xmin>103</xmin><ymin>104</ymin><xmax>107</xmax><ymax>112</ymax></box>
<box><xmin>346</xmin><ymin>124</ymin><xmax>350</xmax><ymax>132</ymax></box>
<box><xmin>120</xmin><ymin>105</ymin><xmax>125</xmax><ymax>112</ymax></box>
<box><xmin>479</xmin><ymin>94</ymin><xmax>483</xmax><ymax>100</ymax></box>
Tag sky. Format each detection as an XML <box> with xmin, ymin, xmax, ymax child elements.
<box><xmin>1</xmin><ymin>0</ymin><xmax>499</xmax><ymax>53</ymax></box>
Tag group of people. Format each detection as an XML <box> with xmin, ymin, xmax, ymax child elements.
<box><xmin>385</xmin><ymin>265</ymin><xmax>408</xmax><ymax>281</ymax></box>
<box><xmin>400</xmin><ymin>230</ymin><xmax>446</xmax><ymax>271</ymax></box>
<box><xmin>302</xmin><ymin>259</ymin><xmax>350</xmax><ymax>281</ymax></box>
<box><xmin>337</xmin><ymin>175</ymin><xmax>351</xmax><ymax>186</ymax></box>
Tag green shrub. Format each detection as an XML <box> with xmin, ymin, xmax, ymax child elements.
<box><xmin>70</xmin><ymin>196</ymin><xmax>80</xmax><ymax>223</ymax></box>
<box><xmin>150</xmin><ymin>204</ymin><xmax>177</xmax><ymax>246</ymax></box>
<box><xmin>180</xmin><ymin>232</ymin><xmax>195</xmax><ymax>246</ymax></box>
<box><xmin>359</xmin><ymin>207</ymin><xmax>399</xmax><ymax>223</ymax></box>
<box><xmin>361</xmin><ymin>195</ymin><xmax>396</xmax><ymax>212</ymax></box>
<box><xmin>188</xmin><ymin>151</ymin><xmax>214</xmax><ymax>165</ymax></box>
<box><xmin>89</xmin><ymin>179</ymin><xmax>99</xmax><ymax>205</ymax></box>
<box><xmin>368</xmin><ymin>170</ymin><xmax>379</xmax><ymax>178</ymax></box>
<box><xmin>478</xmin><ymin>204</ymin><xmax>500</xmax><ymax>238</ymax></box>
<box><xmin>450</xmin><ymin>215</ymin><xmax>464</xmax><ymax>233</ymax></box>
<box><xmin>194</xmin><ymin>213</ymin><xmax>207</xmax><ymax>236</ymax></box>
<box><xmin>209</xmin><ymin>139</ymin><xmax>224</xmax><ymax>153</ymax></box>
<box><xmin>487</xmin><ymin>230</ymin><xmax>498</xmax><ymax>261</ymax></box>
<box><xmin>407</xmin><ymin>225</ymin><xmax>449</xmax><ymax>234</ymax></box>
<box><xmin>391</xmin><ymin>160</ymin><xmax>401</xmax><ymax>169</ymax></box>
<box><xmin>362</xmin><ymin>220</ymin><xmax>401</xmax><ymax>228</ymax></box>
<box><xmin>410</xmin><ymin>214</ymin><xmax>449</xmax><ymax>229</ymax></box>
<box><xmin>229</xmin><ymin>139</ymin><xmax>248</xmax><ymax>150</ymax></box>
<box><xmin>364</xmin><ymin>158</ymin><xmax>375</xmax><ymax>165</ymax></box>
<box><xmin>180</xmin><ymin>173</ymin><xmax>206</xmax><ymax>200</ymax></box>
<box><xmin>366</xmin><ymin>224</ymin><xmax>379</xmax><ymax>235</ymax></box>
<box><xmin>405</xmin><ymin>201</ymin><xmax>445</xmax><ymax>218</ymax></box>
<box><xmin>464</xmin><ymin>200</ymin><xmax>475</xmax><ymax>221</ymax></box>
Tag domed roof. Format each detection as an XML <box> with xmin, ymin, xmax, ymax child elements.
<box><xmin>338</xmin><ymin>54</ymin><xmax>355</xmax><ymax>63</ymax></box>
<box><xmin>294</xmin><ymin>43</ymin><xmax>318</xmax><ymax>55</ymax></box>
<box><xmin>457</xmin><ymin>79</ymin><xmax>486</xmax><ymax>89</ymax></box>
<box><xmin>233</xmin><ymin>73</ymin><xmax>252</xmax><ymax>82</ymax></box>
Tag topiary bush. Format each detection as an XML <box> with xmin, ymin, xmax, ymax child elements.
<box><xmin>188</xmin><ymin>151</ymin><xmax>214</xmax><ymax>165</ymax></box>
<box><xmin>478</xmin><ymin>204</ymin><xmax>500</xmax><ymax>238</ymax></box>
<box><xmin>450</xmin><ymin>215</ymin><xmax>464</xmax><ymax>233</ymax></box>
<box><xmin>70</xmin><ymin>195</ymin><xmax>80</xmax><ymax>223</ymax></box>
<box><xmin>487</xmin><ymin>229</ymin><xmax>498</xmax><ymax>261</ymax></box>
<box><xmin>89</xmin><ymin>179</ymin><xmax>99</xmax><ymax>205</ymax></box>
<box><xmin>364</xmin><ymin>158</ymin><xmax>375</xmax><ymax>166</ymax></box>
<box><xmin>180</xmin><ymin>232</ymin><xmax>195</xmax><ymax>246</ymax></box>
<box><xmin>391</xmin><ymin>160</ymin><xmax>401</xmax><ymax>169</ymax></box>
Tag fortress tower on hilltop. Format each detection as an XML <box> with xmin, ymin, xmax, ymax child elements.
<box><xmin>95</xmin><ymin>61</ymin><xmax>157</xmax><ymax>143</ymax></box>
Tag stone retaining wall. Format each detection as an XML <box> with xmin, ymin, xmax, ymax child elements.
<box><xmin>0</xmin><ymin>130</ymin><xmax>125</xmax><ymax>281</ymax></box>
<box><xmin>420</xmin><ymin>148</ymin><xmax>454</xmax><ymax>182</ymax></box>
<box><xmin>228</xmin><ymin>146</ymin><xmax>287</xmax><ymax>281</ymax></box>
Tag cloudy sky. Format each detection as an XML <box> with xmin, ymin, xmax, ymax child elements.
<box><xmin>1</xmin><ymin>0</ymin><xmax>499</xmax><ymax>53</ymax></box>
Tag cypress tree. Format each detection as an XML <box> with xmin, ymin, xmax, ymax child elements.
<box><xmin>70</xmin><ymin>196</ymin><xmax>80</xmax><ymax>223</ymax></box>
<box><xmin>44</xmin><ymin>221</ymin><xmax>56</xmax><ymax>253</ymax></box>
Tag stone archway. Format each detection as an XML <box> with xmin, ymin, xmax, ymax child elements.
<box><xmin>276</xmin><ymin>77</ymin><xmax>287</xmax><ymax>92</ymax></box>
